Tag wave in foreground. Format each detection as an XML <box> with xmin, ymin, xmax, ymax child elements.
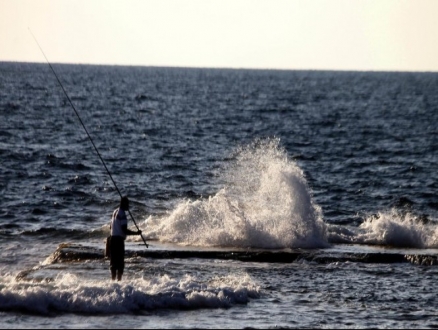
<box><xmin>0</xmin><ymin>272</ymin><xmax>259</xmax><ymax>315</ymax></box>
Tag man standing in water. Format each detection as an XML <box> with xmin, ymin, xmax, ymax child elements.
<box><xmin>110</xmin><ymin>196</ymin><xmax>142</xmax><ymax>281</ymax></box>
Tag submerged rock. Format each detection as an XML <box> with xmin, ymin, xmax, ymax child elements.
<box><xmin>44</xmin><ymin>243</ymin><xmax>438</xmax><ymax>266</ymax></box>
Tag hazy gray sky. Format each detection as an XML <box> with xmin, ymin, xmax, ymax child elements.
<box><xmin>1</xmin><ymin>0</ymin><xmax>438</xmax><ymax>71</ymax></box>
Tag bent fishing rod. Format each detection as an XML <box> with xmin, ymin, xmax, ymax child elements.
<box><xmin>29</xmin><ymin>29</ymin><xmax>148</xmax><ymax>248</ymax></box>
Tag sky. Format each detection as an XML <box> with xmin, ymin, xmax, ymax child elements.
<box><xmin>1</xmin><ymin>0</ymin><xmax>438</xmax><ymax>72</ymax></box>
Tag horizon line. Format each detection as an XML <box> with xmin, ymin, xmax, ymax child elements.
<box><xmin>1</xmin><ymin>59</ymin><xmax>437</xmax><ymax>74</ymax></box>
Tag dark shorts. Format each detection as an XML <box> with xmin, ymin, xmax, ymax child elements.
<box><xmin>110</xmin><ymin>236</ymin><xmax>125</xmax><ymax>272</ymax></box>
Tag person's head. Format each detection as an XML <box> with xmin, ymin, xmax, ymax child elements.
<box><xmin>120</xmin><ymin>196</ymin><xmax>129</xmax><ymax>211</ymax></box>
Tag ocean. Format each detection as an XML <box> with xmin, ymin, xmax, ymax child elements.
<box><xmin>0</xmin><ymin>62</ymin><xmax>437</xmax><ymax>328</ymax></box>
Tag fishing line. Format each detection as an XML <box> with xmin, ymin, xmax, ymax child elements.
<box><xmin>29</xmin><ymin>28</ymin><xmax>148</xmax><ymax>248</ymax></box>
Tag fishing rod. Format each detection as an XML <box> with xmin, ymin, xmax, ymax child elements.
<box><xmin>29</xmin><ymin>28</ymin><xmax>148</xmax><ymax>248</ymax></box>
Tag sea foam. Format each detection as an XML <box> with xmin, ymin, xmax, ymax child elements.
<box><xmin>358</xmin><ymin>209</ymin><xmax>438</xmax><ymax>248</ymax></box>
<box><xmin>328</xmin><ymin>208</ymin><xmax>438</xmax><ymax>248</ymax></box>
<box><xmin>143</xmin><ymin>138</ymin><xmax>328</xmax><ymax>249</ymax></box>
<box><xmin>0</xmin><ymin>272</ymin><xmax>259</xmax><ymax>315</ymax></box>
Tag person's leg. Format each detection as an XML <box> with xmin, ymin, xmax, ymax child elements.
<box><xmin>110</xmin><ymin>256</ymin><xmax>117</xmax><ymax>280</ymax></box>
<box><xmin>117</xmin><ymin>259</ymin><xmax>125</xmax><ymax>281</ymax></box>
<box><xmin>110</xmin><ymin>237</ymin><xmax>123</xmax><ymax>281</ymax></box>
<box><xmin>117</xmin><ymin>242</ymin><xmax>125</xmax><ymax>281</ymax></box>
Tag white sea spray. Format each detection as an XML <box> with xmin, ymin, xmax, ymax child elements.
<box><xmin>144</xmin><ymin>138</ymin><xmax>328</xmax><ymax>249</ymax></box>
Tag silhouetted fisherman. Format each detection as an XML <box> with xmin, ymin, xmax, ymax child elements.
<box><xmin>109</xmin><ymin>196</ymin><xmax>142</xmax><ymax>281</ymax></box>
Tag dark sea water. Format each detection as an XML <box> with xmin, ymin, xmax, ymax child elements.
<box><xmin>0</xmin><ymin>62</ymin><xmax>437</xmax><ymax>328</ymax></box>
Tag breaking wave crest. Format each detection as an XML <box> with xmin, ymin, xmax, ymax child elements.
<box><xmin>328</xmin><ymin>208</ymin><xmax>438</xmax><ymax>248</ymax></box>
<box><xmin>143</xmin><ymin>138</ymin><xmax>328</xmax><ymax>249</ymax></box>
<box><xmin>0</xmin><ymin>273</ymin><xmax>259</xmax><ymax>315</ymax></box>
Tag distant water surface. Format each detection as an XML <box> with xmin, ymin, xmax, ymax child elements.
<box><xmin>0</xmin><ymin>62</ymin><xmax>437</xmax><ymax>328</ymax></box>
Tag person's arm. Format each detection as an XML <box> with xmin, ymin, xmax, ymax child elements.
<box><xmin>122</xmin><ymin>224</ymin><xmax>142</xmax><ymax>236</ymax></box>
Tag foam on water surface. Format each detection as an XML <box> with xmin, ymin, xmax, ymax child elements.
<box><xmin>328</xmin><ymin>208</ymin><xmax>438</xmax><ymax>248</ymax></box>
<box><xmin>0</xmin><ymin>271</ymin><xmax>260</xmax><ymax>315</ymax></box>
